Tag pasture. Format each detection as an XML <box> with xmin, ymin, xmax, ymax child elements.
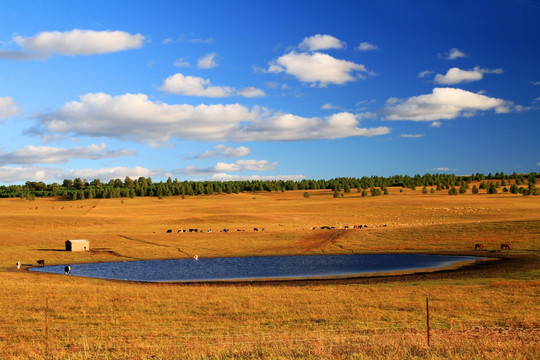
<box><xmin>0</xmin><ymin>187</ymin><xmax>539</xmax><ymax>359</ymax></box>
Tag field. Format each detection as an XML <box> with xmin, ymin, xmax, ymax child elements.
<box><xmin>0</xmin><ymin>186</ymin><xmax>539</xmax><ymax>359</ymax></box>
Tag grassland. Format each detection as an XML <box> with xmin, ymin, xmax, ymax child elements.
<box><xmin>0</xmin><ymin>186</ymin><xmax>538</xmax><ymax>359</ymax></box>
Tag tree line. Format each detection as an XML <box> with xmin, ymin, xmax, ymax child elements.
<box><xmin>0</xmin><ymin>172</ymin><xmax>537</xmax><ymax>200</ymax></box>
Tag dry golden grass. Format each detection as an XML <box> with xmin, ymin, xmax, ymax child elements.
<box><xmin>0</xmin><ymin>188</ymin><xmax>538</xmax><ymax>359</ymax></box>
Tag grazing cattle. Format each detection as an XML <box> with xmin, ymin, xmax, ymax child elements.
<box><xmin>64</xmin><ymin>266</ymin><xmax>71</xmax><ymax>274</ymax></box>
<box><xmin>474</xmin><ymin>243</ymin><xmax>485</xmax><ymax>251</ymax></box>
<box><xmin>501</xmin><ymin>243</ymin><xmax>511</xmax><ymax>250</ymax></box>
<box><xmin>177</xmin><ymin>230</ymin><xmax>185</xmax><ymax>233</ymax></box>
<box><xmin>166</xmin><ymin>229</ymin><xmax>172</xmax><ymax>233</ymax></box>
<box><xmin>37</xmin><ymin>259</ymin><xmax>45</xmax><ymax>267</ymax></box>
<box><xmin>193</xmin><ymin>255</ymin><xmax>198</xmax><ymax>261</ymax></box>
<box><xmin>207</xmin><ymin>229</ymin><xmax>212</xmax><ymax>233</ymax></box>
<box><xmin>254</xmin><ymin>228</ymin><xmax>258</xmax><ymax>231</ymax></box>
<box><xmin>16</xmin><ymin>261</ymin><xmax>21</xmax><ymax>270</ymax></box>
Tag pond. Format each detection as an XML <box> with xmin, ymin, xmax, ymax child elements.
<box><xmin>29</xmin><ymin>254</ymin><xmax>479</xmax><ymax>282</ymax></box>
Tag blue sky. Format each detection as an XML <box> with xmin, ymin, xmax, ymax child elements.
<box><xmin>0</xmin><ymin>0</ymin><xmax>539</xmax><ymax>185</ymax></box>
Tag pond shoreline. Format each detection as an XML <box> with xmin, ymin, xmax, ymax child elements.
<box><xmin>21</xmin><ymin>252</ymin><xmax>501</xmax><ymax>283</ymax></box>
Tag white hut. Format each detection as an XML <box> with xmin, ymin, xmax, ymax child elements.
<box><xmin>65</xmin><ymin>239</ymin><xmax>90</xmax><ymax>252</ymax></box>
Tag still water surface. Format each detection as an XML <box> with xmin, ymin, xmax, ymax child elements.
<box><xmin>29</xmin><ymin>254</ymin><xmax>477</xmax><ymax>282</ymax></box>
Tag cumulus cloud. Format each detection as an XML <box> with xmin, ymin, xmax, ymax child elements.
<box><xmin>441</xmin><ymin>48</ymin><xmax>466</xmax><ymax>60</ymax></box>
<box><xmin>198</xmin><ymin>53</ymin><xmax>218</xmax><ymax>68</ymax></box>
<box><xmin>161</xmin><ymin>73</ymin><xmax>264</xmax><ymax>98</ymax></box>
<box><xmin>268</xmin><ymin>51</ymin><xmax>370</xmax><ymax>86</ymax></box>
<box><xmin>399</xmin><ymin>134</ymin><xmax>424</xmax><ymax>138</ymax></box>
<box><xmin>3</xmin><ymin>29</ymin><xmax>144</xmax><ymax>59</ymax></box>
<box><xmin>207</xmin><ymin>173</ymin><xmax>306</xmax><ymax>182</ymax></box>
<box><xmin>383</xmin><ymin>87</ymin><xmax>512</xmax><ymax>121</ymax></box>
<box><xmin>431</xmin><ymin>121</ymin><xmax>442</xmax><ymax>128</ymax></box>
<box><xmin>177</xmin><ymin>159</ymin><xmax>277</xmax><ymax>176</ymax></box>
<box><xmin>0</xmin><ymin>143</ymin><xmax>134</xmax><ymax>165</ymax></box>
<box><xmin>299</xmin><ymin>34</ymin><xmax>345</xmax><ymax>51</ymax></box>
<box><xmin>0</xmin><ymin>97</ymin><xmax>21</xmax><ymax>119</ymax></box>
<box><xmin>32</xmin><ymin>93</ymin><xmax>391</xmax><ymax>143</ymax></box>
<box><xmin>160</xmin><ymin>73</ymin><xmax>234</xmax><ymax>97</ymax></box>
<box><xmin>321</xmin><ymin>103</ymin><xmax>337</xmax><ymax>110</ymax></box>
<box><xmin>0</xmin><ymin>165</ymin><xmax>156</xmax><ymax>184</ymax></box>
<box><xmin>237</xmin><ymin>87</ymin><xmax>266</xmax><ymax>98</ymax></box>
<box><xmin>434</xmin><ymin>66</ymin><xmax>503</xmax><ymax>85</ymax></box>
<box><xmin>357</xmin><ymin>42</ymin><xmax>379</xmax><ymax>51</ymax></box>
<box><xmin>418</xmin><ymin>70</ymin><xmax>434</xmax><ymax>78</ymax></box>
<box><xmin>187</xmin><ymin>144</ymin><xmax>251</xmax><ymax>159</ymax></box>
<box><xmin>173</xmin><ymin>58</ymin><xmax>190</xmax><ymax>67</ymax></box>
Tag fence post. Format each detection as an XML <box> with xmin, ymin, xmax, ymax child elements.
<box><xmin>426</xmin><ymin>296</ymin><xmax>430</xmax><ymax>347</ymax></box>
<box><xmin>45</xmin><ymin>296</ymin><xmax>49</xmax><ymax>358</ymax></box>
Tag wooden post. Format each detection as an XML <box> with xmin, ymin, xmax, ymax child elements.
<box><xmin>426</xmin><ymin>296</ymin><xmax>430</xmax><ymax>347</ymax></box>
<box><xmin>45</xmin><ymin>297</ymin><xmax>49</xmax><ymax>358</ymax></box>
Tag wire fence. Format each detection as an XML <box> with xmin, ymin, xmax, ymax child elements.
<box><xmin>1</xmin><ymin>296</ymin><xmax>538</xmax><ymax>358</ymax></box>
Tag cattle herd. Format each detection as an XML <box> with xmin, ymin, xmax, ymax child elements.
<box><xmin>164</xmin><ymin>224</ymin><xmax>388</xmax><ymax>234</ymax></box>
<box><xmin>167</xmin><ymin>228</ymin><xmax>264</xmax><ymax>233</ymax></box>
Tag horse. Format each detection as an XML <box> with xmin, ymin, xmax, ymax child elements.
<box><xmin>500</xmin><ymin>243</ymin><xmax>511</xmax><ymax>250</ymax></box>
<box><xmin>474</xmin><ymin>244</ymin><xmax>485</xmax><ymax>251</ymax></box>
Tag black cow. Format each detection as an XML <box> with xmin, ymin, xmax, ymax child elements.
<box><xmin>64</xmin><ymin>266</ymin><xmax>71</xmax><ymax>274</ymax></box>
<box><xmin>37</xmin><ymin>259</ymin><xmax>45</xmax><ymax>267</ymax></box>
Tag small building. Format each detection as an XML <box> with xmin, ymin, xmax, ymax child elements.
<box><xmin>65</xmin><ymin>239</ymin><xmax>90</xmax><ymax>252</ymax></box>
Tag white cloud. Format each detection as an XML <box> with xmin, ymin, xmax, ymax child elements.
<box><xmin>0</xmin><ymin>97</ymin><xmax>21</xmax><ymax>119</ymax></box>
<box><xmin>418</xmin><ymin>70</ymin><xmax>434</xmax><ymax>78</ymax></box>
<box><xmin>208</xmin><ymin>173</ymin><xmax>306</xmax><ymax>182</ymax></box>
<box><xmin>33</xmin><ymin>93</ymin><xmax>391</xmax><ymax>143</ymax></box>
<box><xmin>299</xmin><ymin>34</ymin><xmax>345</xmax><ymax>51</ymax></box>
<box><xmin>441</xmin><ymin>48</ymin><xmax>466</xmax><ymax>60</ymax></box>
<box><xmin>435</xmin><ymin>167</ymin><xmax>450</xmax><ymax>171</ymax></box>
<box><xmin>0</xmin><ymin>165</ymin><xmax>156</xmax><ymax>184</ymax></box>
<box><xmin>0</xmin><ymin>143</ymin><xmax>134</xmax><ymax>165</ymax></box>
<box><xmin>531</xmin><ymin>81</ymin><xmax>540</xmax><ymax>86</ymax></box>
<box><xmin>178</xmin><ymin>159</ymin><xmax>277</xmax><ymax>176</ymax></box>
<box><xmin>33</xmin><ymin>93</ymin><xmax>390</xmax><ymax>142</ymax></box>
<box><xmin>268</xmin><ymin>51</ymin><xmax>370</xmax><ymax>86</ymax></box>
<box><xmin>160</xmin><ymin>73</ymin><xmax>234</xmax><ymax>97</ymax></box>
<box><xmin>383</xmin><ymin>87</ymin><xmax>512</xmax><ymax>121</ymax></box>
<box><xmin>434</xmin><ymin>66</ymin><xmax>503</xmax><ymax>85</ymax></box>
<box><xmin>236</xmin><ymin>159</ymin><xmax>277</xmax><ymax>171</ymax></box>
<box><xmin>431</xmin><ymin>121</ymin><xmax>442</xmax><ymax>128</ymax></box>
<box><xmin>357</xmin><ymin>42</ymin><xmax>379</xmax><ymax>51</ymax></box>
<box><xmin>198</xmin><ymin>53</ymin><xmax>218</xmax><ymax>69</ymax></box>
<box><xmin>173</xmin><ymin>58</ymin><xmax>190</xmax><ymax>67</ymax></box>
<box><xmin>188</xmin><ymin>144</ymin><xmax>251</xmax><ymax>159</ymax></box>
<box><xmin>399</xmin><ymin>134</ymin><xmax>424</xmax><ymax>138</ymax></box>
<box><xmin>12</xmin><ymin>29</ymin><xmax>144</xmax><ymax>57</ymax></box>
<box><xmin>321</xmin><ymin>103</ymin><xmax>336</xmax><ymax>110</ymax></box>
<box><xmin>237</xmin><ymin>87</ymin><xmax>265</xmax><ymax>98</ymax></box>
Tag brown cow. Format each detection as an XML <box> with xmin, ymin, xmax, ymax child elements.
<box><xmin>474</xmin><ymin>244</ymin><xmax>485</xmax><ymax>251</ymax></box>
<box><xmin>501</xmin><ymin>243</ymin><xmax>511</xmax><ymax>250</ymax></box>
